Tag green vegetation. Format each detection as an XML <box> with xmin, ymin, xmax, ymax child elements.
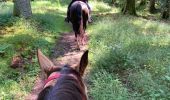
<box><xmin>88</xmin><ymin>15</ymin><xmax>170</xmax><ymax>100</ymax></box>
<box><xmin>1</xmin><ymin>0</ymin><xmax>170</xmax><ymax>100</ymax></box>
<box><xmin>0</xmin><ymin>1</ymin><xmax>70</xmax><ymax>99</ymax></box>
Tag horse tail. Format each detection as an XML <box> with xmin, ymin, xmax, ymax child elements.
<box><xmin>76</xmin><ymin>4</ymin><xmax>82</xmax><ymax>21</ymax></box>
<box><xmin>71</xmin><ymin>3</ymin><xmax>83</xmax><ymax>36</ymax></box>
<box><xmin>72</xmin><ymin>4</ymin><xmax>83</xmax><ymax>35</ymax></box>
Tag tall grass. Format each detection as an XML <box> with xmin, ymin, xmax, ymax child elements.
<box><xmin>88</xmin><ymin>15</ymin><xmax>170</xmax><ymax>99</ymax></box>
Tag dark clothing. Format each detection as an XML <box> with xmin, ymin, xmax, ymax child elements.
<box><xmin>66</xmin><ymin>0</ymin><xmax>91</xmax><ymax>21</ymax></box>
<box><xmin>68</xmin><ymin>0</ymin><xmax>90</xmax><ymax>11</ymax></box>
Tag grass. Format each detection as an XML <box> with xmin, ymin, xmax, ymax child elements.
<box><xmin>88</xmin><ymin>14</ymin><xmax>170</xmax><ymax>99</ymax></box>
<box><xmin>1</xmin><ymin>0</ymin><xmax>170</xmax><ymax>100</ymax></box>
<box><xmin>0</xmin><ymin>0</ymin><xmax>111</xmax><ymax>99</ymax></box>
<box><xmin>0</xmin><ymin>1</ymin><xmax>70</xmax><ymax>99</ymax></box>
<box><xmin>89</xmin><ymin>69</ymin><xmax>129</xmax><ymax>100</ymax></box>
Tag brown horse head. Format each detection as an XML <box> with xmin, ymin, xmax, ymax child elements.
<box><xmin>69</xmin><ymin>1</ymin><xmax>89</xmax><ymax>50</ymax></box>
<box><xmin>37</xmin><ymin>49</ymin><xmax>88</xmax><ymax>100</ymax></box>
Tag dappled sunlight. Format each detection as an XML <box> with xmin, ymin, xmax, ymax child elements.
<box><xmin>90</xmin><ymin>1</ymin><xmax>119</xmax><ymax>14</ymax></box>
<box><xmin>90</xmin><ymin>1</ymin><xmax>111</xmax><ymax>12</ymax></box>
<box><xmin>31</xmin><ymin>0</ymin><xmax>68</xmax><ymax>14</ymax></box>
<box><xmin>88</xmin><ymin>15</ymin><xmax>170</xmax><ymax>99</ymax></box>
<box><xmin>0</xmin><ymin>78</ymin><xmax>29</xmax><ymax>99</ymax></box>
<box><xmin>0</xmin><ymin>2</ymin><xmax>13</xmax><ymax>15</ymax></box>
<box><xmin>57</xmin><ymin>6</ymin><xmax>68</xmax><ymax>13</ymax></box>
<box><xmin>33</xmin><ymin>12</ymin><xmax>70</xmax><ymax>33</ymax></box>
<box><xmin>1</xmin><ymin>0</ymin><xmax>170</xmax><ymax>99</ymax></box>
<box><xmin>0</xmin><ymin>1</ymin><xmax>71</xmax><ymax>99</ymax></box>
<box><xmin>151</xmin><ymin>35</ymin><xmax>170</xmax><ymax>46</ymax></box>
<box><xmin>131</xmin><ymin>18</ymin><xmax>145</xmax><ymax>26</ymax></box>
<box><xmin>31</xmin><ymin>1</ymin><xmax>53</xmax><ymax>8</ymax></box>
<box><xmin>131</xmin><ymin>18</ymin><xmax>170</xmax><ymax>35</ymax></box>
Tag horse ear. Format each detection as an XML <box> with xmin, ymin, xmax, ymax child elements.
<box><xmin>37</xmin><ymin>49</ymin><xmax>55</xmax><ymax>77</ymax></box>
<box><xmin>79</xmin><ymin>50</ymin><xmax>88</xmax><ymax>76</ymax></box>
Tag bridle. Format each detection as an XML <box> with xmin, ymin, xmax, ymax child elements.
<box><xmin>43</xmin><ymin>65</ymin><xmax>87</xmax><ymax>100</ymax></box>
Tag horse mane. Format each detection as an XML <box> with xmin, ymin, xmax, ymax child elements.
<box><xmin>38</xmin><ymin>86</ymin><xmax>52</xmax><ymax>100</ymax></box>
<box><xmin>49</xmin><ymin>76</ymin><xmax>83</xmax><ymax>100</ymax></box>
<box><xmin>76</xmin><ymin>4</ymin><xmax>82</xmax><ymax>22</ymax></box>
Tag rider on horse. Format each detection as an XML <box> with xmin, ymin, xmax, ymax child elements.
<box><xmin>65</xmin><ymin>0</ymin><xmax>92</xmax><ymax>23</ymax></box>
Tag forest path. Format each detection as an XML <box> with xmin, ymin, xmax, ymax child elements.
<box><xmin>25</xmin><ymin>32</ymin><xmax>89</xmax><ymax>100</ymax></box>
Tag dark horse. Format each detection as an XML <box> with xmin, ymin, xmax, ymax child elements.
<box><xmin>69</xmin><ymin>1</ymin><xmax>89</xmax><ymax>50</ymax></box>
<box><xmin>37</xmin><ymin>49</ymin><xmax>88</xmax><ymax>100</ymax></box>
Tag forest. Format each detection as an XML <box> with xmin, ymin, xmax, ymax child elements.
<box><xmin>0</xmin><ymin>0</ymin><xmax>170</xmax><ymax>100</ymax></box>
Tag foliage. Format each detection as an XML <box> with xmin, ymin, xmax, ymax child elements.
<box><xmin>89</xmin><ymin>70</ymin><xmax>129</xmax><ymax>100</ymax></box>
<box><xmin>0</xmin><ymin>1</ymin><xmax>70</xmax><ymax>99</ymax></box>
<box><xmin>128</xmin><ymin>70</ymin><xmax>170</xmax><ymax>99</ymax></box>
<box><xmin>1</xmin><ymin>0</ymin><xmax>170</xmax><ymax>100</ymax></box>
<box><xmin>88</xmin><ymin>15</ymin><xmax>170</xmax><ymax>99</ymax></box>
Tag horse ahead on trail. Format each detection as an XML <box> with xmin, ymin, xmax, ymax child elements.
<box><xmin>37</xmin><ymin>49</ymin><xmax>88</xmax><ymax>100</ymax></box>
<box><xmin>69</xmin><ymin>1</ymin><xmax>90</xmax><ymax>50</ymax></box>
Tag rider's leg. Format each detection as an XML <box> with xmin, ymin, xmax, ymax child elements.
<box><xmin>65</xmin><ymin>1</ymin><xmax>74</xmax><ymax>22</ymax></box>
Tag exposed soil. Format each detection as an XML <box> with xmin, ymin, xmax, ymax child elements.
<box><xmin>25</xmin><ymin>32</ymin><xmax>89</xmax><ymax>100</ymax></box>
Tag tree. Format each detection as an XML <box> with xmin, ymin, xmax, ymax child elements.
<box><xmin>149</xmin><ymin>0</ymin><xmax>156</xmax><ymax>13</ymax></box>
<box><xmin>161</xmin><ymin>0</ymin><xmax>170</xmax><ymax>19</ymax></box>
<box><xmin>122</xmin><ymin>0</ymin><xmax>137</xmax><ymax>15</ymax></box>
<box><xmin>13</xmin><ymin>0</ymin><xmax>32</xmax><ymax>18</ymax></box>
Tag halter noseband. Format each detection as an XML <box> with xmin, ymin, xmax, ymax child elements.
<box><xmin>44</xmin><ymin>72</ymin><xmax>61</xmax><ymax>85</ymax></box>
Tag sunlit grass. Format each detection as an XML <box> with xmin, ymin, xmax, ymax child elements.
<box><xmin>0</xmin><ymin>1</ymin><xmax>71</xmax><ymax>99</ymax></box>
<box><xmin>90</xmin><ymin>1</ymin><xmax>111</xmax><ymax>12</ymax></box>
<box><xmin>0</xmin><ymin>2</ymin><xmax>13</xmax><ymax>14</ymax></box>
<box><xmin>88</xmin><ymin>15</ymin><xmax>170</xmax><ymax>99</ymax></box>
<box><xmin>1</xmin><ymin>0</ymin><xmax>170</xmax><ymax>100</ymax></box>
<box><xmin>89</xmin><ymin>70</ymin><xmax>129</xmax><ymax>100</ymax></box>
<box><xmin>90</xmin><ymin>1</ymin><xmax>119</xmax><ymax>14</ymax></box>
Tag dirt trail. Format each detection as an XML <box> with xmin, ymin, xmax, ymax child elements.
<box><xmin>25</xmin><ymin>32</ymin><xmax>88</xmax><ymax>100</ymax></box>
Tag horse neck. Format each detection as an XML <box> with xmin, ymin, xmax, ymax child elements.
<box><xmin>50</xmin><ymin>75</ymin><xmax>87</xmax><ymax>100</ymax></box>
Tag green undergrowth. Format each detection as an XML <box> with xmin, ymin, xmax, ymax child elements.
<box><xmin>88</xmin><ymin>15</ymin><xmax>170</xmax><ymax>99</ymax></box>
<box><xmin>0</xmin><ymin>1</ymin><xmax>70</xmax><ymax>99</ymax></box>
<box><xmin>1</xmin><ymin>0</ymin><xmax>170</xmax><ymax>100</ymax></box>
<box><xmin>0</xmin><ymin>0</ymin><xmax>114</xmax><ymax>99</ymax></box>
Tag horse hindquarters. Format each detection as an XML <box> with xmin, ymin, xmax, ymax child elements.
<box><xmin>70</xmin><ymin>4</ymin><xmax>84</xmax><ymax>49</ymax></box>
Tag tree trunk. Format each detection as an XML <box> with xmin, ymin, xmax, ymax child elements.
<box><xmin>161</xmin><ymin>0</ymin><xmax>170</xmax><ymax>19</ymax></box>
<box><xmin>123</xmin><ymin>0</ymin><xmax>137</xmax><ymax>15</ymax></box>
<box><xmin>13</xmin><ymin>0</ymin><xmax>32</xmax><ymax>18</ymax></box>
<box><xmin>149</xmin><ymin>0</ymin><xmax>156</xmax><ymax>13</ymax></box>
